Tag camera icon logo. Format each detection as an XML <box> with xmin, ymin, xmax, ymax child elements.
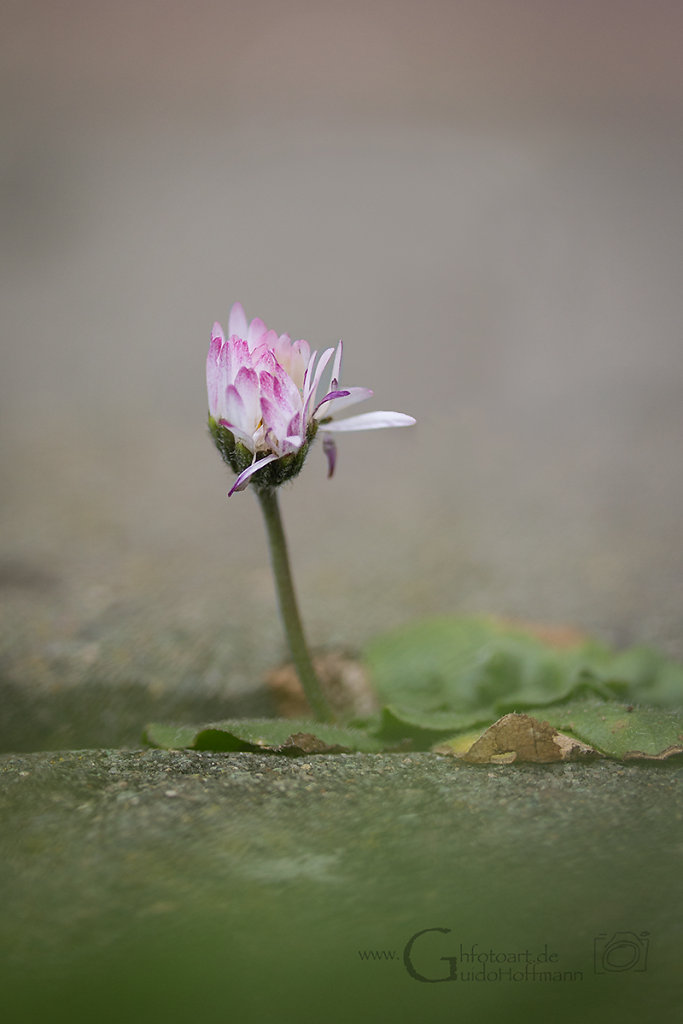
<box><xmin>594</xmin><ymin>931</ymin><xmax>649</xmax><ymax>973</ymax></box>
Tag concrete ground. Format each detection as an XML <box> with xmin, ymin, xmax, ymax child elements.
<box><xmin>1</xmin><ymin>750</ymin><xmax>680</xmax><ymax>1024</ymax></box>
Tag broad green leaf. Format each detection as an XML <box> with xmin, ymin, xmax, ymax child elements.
<box><xmin>364</xmin><ymin>617</ymin><xmax>683</xmax><ymax>729</ymax></box>
<box><xmin>380</xmin><ymin>705</ymin><xmax>492</xmax><ymax>743</ymax></box>
<box><xmin>605</xmin><ymin>647</ymin><xmax>683</xmax><ymax>706</ymax></box>
<box><xmin>536</xmin><ymin>701</ymin><xmax>683</xmax><ymax>759</ymax></box>
<box><xmin>365</xmin><ymin>617</ymin><xmax>608</xmax><ymax>716</ymax></box>
<box><xmin>142</xmin><ymin>723</ymin><xmax>199</xmax><ymax>749</ymax></box>
<box><xmin>144</xmin><ymin>718</ymin><xmax>383</xmax><ymax>754</ymax></box>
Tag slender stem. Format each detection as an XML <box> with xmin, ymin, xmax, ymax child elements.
<box><xmin>256</xmin><ymin>487</ymin><xmax>333</xmax><ymax>722</ymax></box>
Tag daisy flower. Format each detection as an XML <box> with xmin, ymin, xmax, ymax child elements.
<box><xmin>207</xmin><ymin>302</ymin><xmax>415</xmax><ymax>495</ymax></box>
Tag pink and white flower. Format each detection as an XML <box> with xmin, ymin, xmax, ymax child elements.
<box><xmin>207</xmin><ymin>302</ymin><xmax>415</xmax><ymax>495</ymax></box>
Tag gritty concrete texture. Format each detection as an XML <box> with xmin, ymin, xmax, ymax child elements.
<box><xmin>1</xmin><ymin>750</ymin><xmax>681</xmax><ymax>1024</ymax></box>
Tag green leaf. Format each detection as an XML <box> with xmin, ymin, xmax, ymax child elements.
<box><xmin>365</xmin><ymin>617</ymin><xmax>604</xmax><ymax>716</ymax></box>
<box><xmin>142</xmin><ymin>723</ymin><xmax>199</xmax><ymax>749</ymax></box>
<box><xmin>535</xmin><ymin>700</ymin><xmax>683</xmax><ymax>759</ymax></box>
<box><xmin>379</xmin><ymin>705</ymin><xmax>491</xmax><ymax>744</ymax></box>
<box><xmin>144</xmin><ymin>619</ymin><xmax>682</xmax><ymax>760</ymax></box>
<box><xmin>144</xmin><ymin>718</ymin><xmax>383</xmax><ymax>755</ymax></box>
<box><xmin>603</xmin><ymin>646</ymin><xmax>683</xmax><ymax>706</ymax></box>
<box><xmin>364</xmin><ymin>616</ymin><xmax>682</xmax><ymax>726</ymax></box>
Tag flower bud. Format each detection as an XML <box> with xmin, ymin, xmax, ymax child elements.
<box><xmin>207</xmin><ymin>302</ymin><xmax>415</xmax><ymax>495</ymax></box>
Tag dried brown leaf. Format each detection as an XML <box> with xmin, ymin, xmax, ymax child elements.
<box><xmin>435</xmin><ymin>713</ymin><xmax>600</xmax><ymax>764</ymax></box>
<box><xmin>621</xmin><ymin>745</ymin><xmax>683</xmax><ymax>761</ymax></box>
<box><xmin>273</xmin><ymin>732</ymin><xmax>351</xmax><ymax>755</ymax></box>
<box><xmin>266</xmin><ymin>651</ymin><xmax>379</xmax><ymax>718</ymax></box>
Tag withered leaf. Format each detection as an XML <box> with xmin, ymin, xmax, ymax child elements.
<box><xmin>266</xmin><ymin>651</ymin><xmax>379</xmax><ymax>718</ymax></box>
<box><xmin>434</xmin><ymin>713</ymin><xmax>600</xmax><ymax>763</ymax></box>
<box><xmin>271</xmin><ymin>732</ymin><xmax>350</xmax><ymax>755</ymax></box>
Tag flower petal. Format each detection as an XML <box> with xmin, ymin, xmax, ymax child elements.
<box><xmin>284</xmin><ymin>434</ymin><xmax>303</xmax><ymax>451</ymax></box>
<box><xmin>315</xmin><ymin>386</ymin><xmax>373</xmax><ymax>419</ymax></box>
<box><xmin>247</xmin><ymin>318</ymin><xmax>269</xmax><ymax>348</ymax></box>
<box><xmin>220</xmin><ymin>383</ymin><xmax>248</xmax><ymax>433</ymax></box>
<box><xmin>301</xmin><ymin>349</ymin><xmax>318</xmax><ymax>408</ymax></box>
<box><xmin>228</xmin><ymin>302</ymin><xmax>248</xmax><ymax>341</ymax></box>
<box><xmin>292</xmin><ymin>338</ymin><xmax>311</xmax><ymax>365</ymax></box>
<box><xmin>273</xmin><ymin>335</ymin><xmax>310</xmax><ymax>391</ymax></box>
<box><xmin>321</xmin><ymin>411</ymin><xmax>416</xmax><ymax>432</ymax></box>
<box><xmin>260</xmin><ymin>396</ymin><xmax>291</xmax><ymax>452</ymax></box>
<box><xmin>312</xmin><ymin>389</ymin><xmax>350</xmax><ymax>418</ymax></box>
<box><xmin>322</xmin><ymin>435</ymin><xmax>337</xmax><ymax>478</ymax></box>
<box><xmin>233</xmin><ymin>365</ymin><xmax>261</xmax><ymax>429</ymax></box>
<box><xmin>303</xmin><ymin>346</ymin><xmax>335</xmax><ymax>422</ymax></box>
<box><xmin>228</xmin><ymin>453</ymin><xmax>279</xmax><ymax>495</ymax></box>
<box><xmin>217</xmin><ymin>417</ymin><xmax>256</xmax><ymax>452</ymax></box>
<box><xmin>206</xmin><ymin>328</ymin><xmax>226</xmax><ymax>418</ymax></box>
<box><xmin>330</xmin><ymin>339</ymin><xmax>343</xmax><ymax>387</ymax></box>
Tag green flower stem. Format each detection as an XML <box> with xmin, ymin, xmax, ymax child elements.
<box><xmin>256</xmin><ymin>487</ymin><xmax>333</xmax><ymax>722</ymax></box>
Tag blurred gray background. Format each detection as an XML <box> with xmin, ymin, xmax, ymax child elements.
<box><xmin>1</xmin><ymin>1</ymin><xmax>682</xmax><ymax>747</ymax></box>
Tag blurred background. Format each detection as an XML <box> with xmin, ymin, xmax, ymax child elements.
<box><xmin>2</xmin><ymin>0</ymin><xmax>682</xmax><ymax>748</ymax></box>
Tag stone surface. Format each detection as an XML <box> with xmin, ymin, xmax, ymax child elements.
<box><xmin>1</xmin><ymin>750</ymin><xmax>681</xmax><ymax>1024</ymax></box>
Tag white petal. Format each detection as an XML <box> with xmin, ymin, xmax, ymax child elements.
<box><xmin>322</xmin><ymin>411</ymin><xmax>416</xmax><ymax>432</ymax></box>
<box><xmin>316</xmin><ymin>386</ymin><xmax>373</xmax><ymax>418</ymax></box>
<box><xmin>218</xmin><ymin>421</ymin><xmax>256</xmax><ymax>452</ymax></box>
<box><xmin>234</xmin><ymin>365</ymin><xmax>260</xmax><ymax>422</ymax></box>
<box><xmin>247</xmin><ymin>318</ymin><xmax>269</xmax><ymax>348</ymax></box>
<box><xmin>228</xmin><ymin>453</ymin><xmax>279</xmax><ymax>495</ymax></box>
<box><xmin>228</xmin><ymin>302</ymin><xmax>248</xmax><ymax>340</ymax></box>
<box><xmin>283</xmin><ymin>434</ymin><xmax>304</xmax><ymax>452</ymax></box>
<box><xmin>303</xmin><ymin>347</ymin><xmax>335</xmax><ymax>421</ymax></box>
<box><xmin>301</xmin><ymin>349</ymin><xmax>318</xmax><ymax>406</ymax></box>
<box><xmin>330</xmin><ymin>339</ymin><xmax>343</xmax><ymax>386</ymax></box>
<box><xmin>206</xmin><ymin>333</ymin><xmax>225</xmax><ymax>418</ymax></box>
